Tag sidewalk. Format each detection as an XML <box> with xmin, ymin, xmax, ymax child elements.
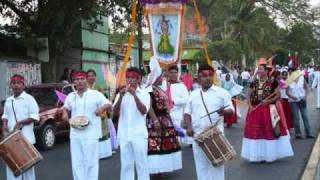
<box><xmin>301</xmin><ymin>132</ymin><xmax>320</xmax><ymax>180</ymax></box>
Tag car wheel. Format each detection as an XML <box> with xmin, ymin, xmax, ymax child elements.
<box><xmin>38</xmin><ymin>124</ymin><xmax>56</xmax><ymax>150</ymax></box>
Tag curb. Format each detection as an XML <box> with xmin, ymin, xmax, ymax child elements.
<box><xmin>301</xmin><ymin>133</ymin><xmax>320</xmax><ymax>180</ymax></box>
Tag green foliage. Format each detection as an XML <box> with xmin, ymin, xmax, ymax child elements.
<box><xmin>195</xmin><ymin>39</ymin><xmax>242</xmax><ymax>62</ymax></box>
<box><xmin>195</xmin><ymin>0</ymin><xmax>319</xmax><ymax>65</ymax></box>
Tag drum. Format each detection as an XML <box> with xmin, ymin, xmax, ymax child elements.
<box><xmin>195</xmin><ymin>126</ymin><xmax>236</xmax><ymax>166</ymax></box>
<box><xmin>0</xmin><ymin>130</ymin><xmax>43</xmax><ymax>177</ymax></box>
<box><xmin>69</xmin><ymin>116</ymin><xmax>89</xmax><ymax>129</ymax></box>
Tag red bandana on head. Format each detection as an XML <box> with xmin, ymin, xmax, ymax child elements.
<box><xmin>73</xmin><ymin>71</ymin><xmax>87</xmax><ymax>78</ymax></box>
<box><xmin>126</xmin><ymin>71</ymin><xmax>142</xmax><ymax>79</ymax></box>
<box><xmin>199</xmin><ymin>70</ymin><xmax>214</xmax><ymax>77</ymax></box>
<box><xmin>10</xmin><ymin>75</ymin><xmax>24</xmax><ymax>84</ymax></box>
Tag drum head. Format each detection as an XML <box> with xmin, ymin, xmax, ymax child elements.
<box><xmin>69</xmin><ymin>116</ymin><xmax>89</xmax><ymax>129</ymax></box>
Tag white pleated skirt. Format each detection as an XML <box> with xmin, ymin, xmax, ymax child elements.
<box><xmin>148</xmin><ymin>151</ymin><xmax>182</xmax><ymax>174</ymax></box>
<box><xmin>241</xmin><ymin>135</ymin><xmax>294</xmax><ymax>162</ymax></box>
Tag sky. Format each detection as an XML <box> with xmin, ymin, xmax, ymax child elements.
<box><xmin>310</xmin><ymin>0</ymin><xmax>320</xmax><ymax>7</ymax></box>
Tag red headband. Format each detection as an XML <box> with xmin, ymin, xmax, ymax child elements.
<box><xmin>199</xmin><ymin>70</ymin><xmax>214</xmax><ymax>77</ymax></box>
<box><xmin>126</xmin><ymin>71</ymin><xmax>142</xmax><ymax>79</ymax></box>
<box><xmin>73</xmin><ymin>71</ymin><xmax>87</xmax><ymax>78</ymax></box>
<box><xmin>10</xmin><ymin>76</ymin><xmax>24</xmax><ymax>84</ymax></box>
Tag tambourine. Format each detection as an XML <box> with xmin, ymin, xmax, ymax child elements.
<box><xmin>69</xmin><ymin>116</ymin><xmax>89</xmax><ymax>129</ymax></box>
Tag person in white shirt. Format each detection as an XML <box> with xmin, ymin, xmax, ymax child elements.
<box><xmin>231</xmin><ymin>68</ymin><xmax>239</xmax><ymax>84</ymax></box>
<box><xmin>1</xmin><ymin>74</ymin><xmax>40</xmax><ymax>180</ymax></box>
<box><xmin>61</xmin><ymin>71</ymin><xmax>112</xmax><ymax>180</ymax></box>
<box><xmin>312</xmin><ymin>66</ymin><xmax>320</xmax><ymax>108</ymax></box>
<box><xmin>113</xmin><ymin>67</ymin><xmax>151</xmax><ymax>180</ymax></box>
<box><xmin>166</xmin><ymin>65</ymin><xmax>191</xmax><ymax>145</ymax></box>
<box><xmin>184</xmin><ymin>64</ymin><xmax>234</xmax><ymax>180</ymax></box>
<box><xmin>240</xmin><ymin>69</ymin><xmax>251</xmax><ymax>87</ymax></box>
<box><xmin>216</xmin><ymin>67</ymin><xmax>223</xmax><ymax>80</ymax></box>
<box><xmin>286</xmin><ymin>68</ymin><xmax>314</xmax><ymax>139</ymax></box>
<box><xmin>308</xmin><ymin>65</ymin><xmax>315</xmax><ymax>87</ymax></box>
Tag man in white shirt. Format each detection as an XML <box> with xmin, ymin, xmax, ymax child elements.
<box><xmin>184</xmin><ymin>64</ymin><xmax>234</xmax><ymax>180</ymax></box>
<box><xmin>113</xmin><ymin>67</ymin><xmax>151</xmax><ymax>180</ymax></box>
<box><xmin>61</xmin><ymin>71</ymin><xmax>112</xmax><ymax>180</ymax></box>
<box><xmin>241</xmin><ymin>69</ymin><xmax>251</xmax><ymax>87</ymax></box>
<box><xmin>286</xmin><ymin>69</ymin><xmax>314</xmax><ymax>139</ymax></box>
<box><xmin>166</xmin><ymin>65</ymin><xmax>191</xmax><ymax>144</ymax></box>
<box><xmin>1</xmin><ymin>74</ymin><xmax>40</xmax><ymax>180</ymax></box>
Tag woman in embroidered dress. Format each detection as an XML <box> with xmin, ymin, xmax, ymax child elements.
<box><xmin>241</xmin><ymin>64</ymin><xmax>294</xmax><ymax>162</ymax></box>
<box><xmin>147</xmin><ymin>73</ymin><xmax>182</xmax><ymax>174</ymax></box>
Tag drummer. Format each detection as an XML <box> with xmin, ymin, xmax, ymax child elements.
<box><xmin>60</xmin><ymin>70</ymin><xmax>112</xmax><ymax>180</ymax></box>
<box><xmin>1</xmin><ymin>74</ymin><xmax>40</xmax><ymax>180</ymax></box>
<box><xmin>184</xmin><ymin>64</ymin><xmax>234</xmax><ymax>180</ymax></box>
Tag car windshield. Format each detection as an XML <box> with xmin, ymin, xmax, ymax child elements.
<box><xmin>26</xmin><ymin>87</ymin><xmax>57</xmax><ymax>106</ymax></box>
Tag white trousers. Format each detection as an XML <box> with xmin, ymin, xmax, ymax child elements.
<box><xmin>70</xmin><ymin>138</ymin><xmax>99</xmax><ymax>180</ymax></box>
<box><xmin>6</xmin><ymin>166</ymin><xmax>35</xmax><ymax>180</ymax></box>
<box><xmin>120</xmin><ymin>139</ymin><xmax>150</xmax><ymax>180</ymax></box>
<box><xmin>192</xmin><ymin>140</ymin><xmax>225</xmax><ymax>180</ymax></box>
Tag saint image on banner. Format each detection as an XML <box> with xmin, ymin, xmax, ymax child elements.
<box><xmin>156</xmin><ymin>15</ymin><xmax>174</xmax><ymax>56</ymax></box>
<box><xmin>149</xmin><ymin>12</ymin><xmax>182</xmax><ymax>64</ymax></box>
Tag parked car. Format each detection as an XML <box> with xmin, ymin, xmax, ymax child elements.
<box><xmin>26</xmin><ymin>83</ymin><xmax>75</xmax><ymax>150</ymax></box>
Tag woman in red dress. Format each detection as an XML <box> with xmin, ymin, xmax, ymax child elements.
<box><xmin>241</xmin><ymin>64</ymin><xmax>294</xmax><ymax>162</ymax></box>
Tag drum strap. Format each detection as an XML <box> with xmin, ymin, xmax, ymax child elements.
<box><xmin>200</xmin><ymin>91</ymin><xmax>213</xmax><ymax>125</ymax></box>
<box><xmin>200</xmin><ymin>91</ymin><xmax>223</xmax><ymax>127</ymax></box>
<box><xmin>11</xmin><ymin>100</ymin><xmax>18</xmax><ymax>123</ymax></box>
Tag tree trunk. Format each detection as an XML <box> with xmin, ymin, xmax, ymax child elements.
<box><xmin>42</xmin><ymin>57</ymin><xmax>57</xmax><ymax>83</ymax></box>
<box><xmin>241</xmin><ymin>54</ymin><xmax>246</xmax><ymax>68</ymax></box>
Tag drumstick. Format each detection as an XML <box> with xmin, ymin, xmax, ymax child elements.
<box><xmin>250</xmin><ymin>88</ymin><xmax>279</xmax><ymax>112</ymax></box>
<box><xmin>200</xmin><ymin>105</ymin><xmax>229</xmax><ymax>119</ymax></box>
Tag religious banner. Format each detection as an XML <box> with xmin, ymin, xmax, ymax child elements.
<box><xmin>143</xmin><ymin>0</ymin><xmax>188</xmax><ymax>65</ymax></box>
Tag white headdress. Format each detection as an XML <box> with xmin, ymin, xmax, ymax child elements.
<box><xmin>146</xmin><ymin>56</ymin><xmax>162</xmax><ymax>87</ymax></box>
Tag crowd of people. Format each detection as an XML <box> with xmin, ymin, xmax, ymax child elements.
<box><xmin>1</xmin><ymin>55</ymin><xmax>319</xmax><ymax>180</ymax></box>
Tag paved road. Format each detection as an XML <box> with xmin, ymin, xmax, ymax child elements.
<box><xmin>1</xmin><ymin>91</ymin><xmax>320</xmax><ymax>180</ymax></box>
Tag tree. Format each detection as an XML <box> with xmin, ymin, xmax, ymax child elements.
<box><xmin>284</xmin><ymin>23</ymin><xmax>318</xmax><ymax>64</ymax></box>
<box><xmin>0</xmin><ymin>0</ymin><xmax>131</xmax><ymax>82</ymax></box>
<box><xmin>195</xmin><ymin>39</ymin><xmax>242</xmax><ymax>64</ymax></box>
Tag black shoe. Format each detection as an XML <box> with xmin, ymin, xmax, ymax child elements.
<box><xmin>295</xmin><ymin>135</ymin><xmax>303</xmax><ymax>139</ymax></box>
<box><xmin>306</xmin><ymin>135</ymin><xmax>315</xmax><ymax>139</ymax></box>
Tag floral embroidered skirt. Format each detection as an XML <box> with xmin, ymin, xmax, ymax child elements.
<box><xmin>147</xmin><ymin>114</ymin><xmax>182</xmax><ymax>173</ymax></box>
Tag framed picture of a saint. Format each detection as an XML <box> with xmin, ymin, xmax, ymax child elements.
<box><xmin>145</xmin><ymin>3</ymin><xmax>184</xmax><ymax>65</ymax></box>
